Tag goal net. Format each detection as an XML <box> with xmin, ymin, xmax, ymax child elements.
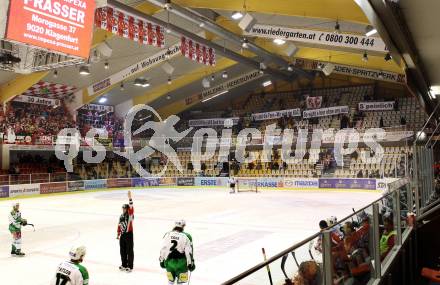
<box><xmin>236</xmin><ymin>178</ymin><xmax>258</xmax><ymax>193</ymax></box>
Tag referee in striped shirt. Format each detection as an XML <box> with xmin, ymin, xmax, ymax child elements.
<box><xmin>117</xmin><ymin>191</ymin><xmax>134</xmax><ymax>272</ymax></box>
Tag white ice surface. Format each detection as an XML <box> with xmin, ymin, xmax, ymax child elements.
<box><xmin>0</xmin><ymin>188</ymin><xmax>381</xmax><ymax>285</ymax></box>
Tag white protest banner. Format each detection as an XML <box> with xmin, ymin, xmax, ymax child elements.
<box><xmin>252</xmin><ymin>108</ymin><xmax>301</xmax><ymax>121</ymax></box>
<box><xmin>201</xmin><ymin>70</ymin><xmax>263</xmax><ymax>99</ymax></box>
<box><xmin>87</xmin><ymin>44</ymin><xmax>180</xmax><ymax>96</ymax></box>
<box><xmin>81</xmin><ymin>104</ymin><xmax>114</xmax><ymax>112</ymax></box>
<box><xmin>358</xmin><ymin>101</ymin><xmax>395</xmax><ymax>111</ymax></box>
<box><xmin>247</xmin><ymin>24</ymin><xmax>387</xmax><ymax>53</ymax></box>
<box><xmin>188</xmin><ymin>117</ymin><xmax>239</xmax><ymax>127</ymax></box>
<box><xmin>13</xmin><ymin>95</ymin><xmax>60</xmax><ymax>107</ymax></box>
<box><xmin>303</xmin><ymin>106</ymin><xmax>349</xmax><ymax>119</ymax></box>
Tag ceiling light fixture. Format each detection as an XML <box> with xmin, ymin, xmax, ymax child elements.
<box><xmin>202</xmin><ymin>90</ymin><xmax>229</xmax><ymax>102</ymax></box>
<box><xmin>79</xmin><ymin>66</ymin><xmax>90</xmax><ymax>75</ymax></box>
<box><xmin>273</xmin><ymin>38</ymin><xmax>286</xmax><ymax>45</ymax></box>
<box><xmin>167</xmin><ymin>95</ymin><xmax>171</xmax><ymax>100</ymax></box>
<box><xmin>99</xmin><ymin>97</ymin><xmax>107</xmax><ymax>103</ymax></box>
<box><xmin>104</xmin><ymin>61</ymin><xmax>109</xmax><ymax>69</ymax></box>
<box><xmin>365</xmin><ymin>25</ymin><xmax>377</xmax><ymax>37</ymax></box>
<box><xmin>362</xmin><ymin>52</ymin><xmax>369</xmax><ymax>62</ymax></box>
<box><xmin>168</xmin><ymin>77</ymin><xmax>172</xmax><ymax>85</ymax></box>
<box><xmin>334</xmin><ymin>21</ymin><xmax>341</xmax><ymax>34</ymax></box>
<box><xmin>231</xmin><ymin>11</ymin><xmax>243</xmax><ymax>20</ymax></box>
<box><xmin>384</xmin><ymin>53</ymin><xmax>392</xmax><ymax>61</ymax></box>
<box><xmin>241</xmin><ymin>38</ymin><xmax>249</xmax><ymax>49</ymax></box>
<box><xmin>287</xmin><ymin>64</ymin><xmax>294</xmax><ymax>72</ymax></box>
<box><xmin>262</xmin><ymin>80</ymin><xmax>272</xmax><ymax>87</ymax></box>
<box><xmin>53</xmin><ymin>69</ymin><xmax>58</xmax><ymax>78</ymax></box>
<box><xmin>120</xmin><ymin>82</ymin><xmax>124</xmax><ymax>91</ymax></box>
<box><xmin>211</xmin><ymin>74</ymin><xmax>215</xmax><ymax>81</ymax></box>
<box><xmin>222</xmin><ymin>71</ymin><xmax>228</xmax><ymax>79</ymax></box>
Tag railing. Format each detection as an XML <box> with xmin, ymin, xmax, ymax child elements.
<box><xmin>221</xmin><ymin>178</ymin><xmax>413</xmax><ymax>285</ymax></box>
<box><xmin>0</xmin><ymin>172</ymin><xmax>69</xmax><ymax>186</ymax></box>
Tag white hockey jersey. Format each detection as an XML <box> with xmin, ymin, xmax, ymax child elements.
<box><xmin>50</xmin><ymin>261</ymin><xmax>89</xmax><ymax>285</ymax></box>
<box><xmin>160</xmin><ymin>231</ymin><xmax>193</xmax><ymax>265</ymax></box>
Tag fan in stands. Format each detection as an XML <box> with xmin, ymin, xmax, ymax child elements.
<box><xmin>236</xmin><ymin>178</ymin><xmax>258</xmax><ymax>193</ymax></box>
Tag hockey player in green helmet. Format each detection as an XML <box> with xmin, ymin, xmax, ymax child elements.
<box><xmin>159</xmin><ymin>220</ymin><xmax>195</xmax><ymax>284</ymax></box>
<box><xmin>9</xmin><ymin>202</ymin><xmax>27</xmax><ymax>256</ymax></box>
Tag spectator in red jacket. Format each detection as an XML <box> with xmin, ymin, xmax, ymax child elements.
<box><xmin>117</xmin><ymin>191</ymin><xmax>134</xmax><ymax>272</ymax></box>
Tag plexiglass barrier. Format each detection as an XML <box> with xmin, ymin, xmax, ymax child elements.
<box><xmin>222</xmin><ymin>178</ymin><xmax>413</xmax><ymax>285</ymax></box>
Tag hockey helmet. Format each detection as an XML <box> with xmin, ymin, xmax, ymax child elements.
<box><xmin>69</xmin><ymin>246</ymin><xmax>86</xmax><ymax>261</ymax></box>
<box><xmin>175</xmin><ymin>220</ymin><xmax>186</xmax><ymax>228</ymax></box>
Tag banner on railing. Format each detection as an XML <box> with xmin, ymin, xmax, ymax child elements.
<box><xmin>318</xmin><ymin>178</ymin><xmax>376</xmax><ymax>190</ymax></box>
<box><xmin>283</xmin><ymin>178</ymin><xmax>319</xmax><ymax>189</ymax></box>
<box><xmin>81</xmin><ymin>104</ymin><xmax>114</xmax><ymax>112</ymax></box>
<box><xmin>131</xmin><ymin>177</ymin><xmax>160</xmax><ymax>187</ymax></box>
<box><xmin>40</xmin><ymin>182</ymin><xmax>67</xmax><ymax>194</ymax></box>
<box><xmin>107</xmin><ymin>178</ymin><xmax>132</xmax><ymax>188</ymax></box>
<box><xmin>160</xmin><ymin>177</ymin><xmax>177</xmax><ymax>186</ymax></box>
<box><xmin>257</xmin><ymin>177</ymin><xmax>284</xmax><ymax>188</ymax></box>
<box><xmin>14</xmin><ymin>95</ymin><xmax>61</xmax><ymax>107</ymax></box>
<box><xmin>188</xmin><ymin>117</ymin><xmax>239</xmax><ymax>127</ymax></box>
<box><xmin>306</xmin><ymin>96</ymin><xmax>322</xmax><ymax>109</ymax></box>
<box><xmin>251</xmin><ymin>108</ymin><xmax>301</xmax><ymax>121</ymax></box>
<box><xmin>95</xmin><ymin>7</ymin><xmax>165</xmax><ymax>47</ymax></box>
<box><xmin>9</xmin><ymin>184</ymin><xmax>40</xmax><ymax>197</ymax></box>
<box><xmin>68</xmin><ymin>181</ymin><xmax>85</xmax><ymax>192</ymax></box>
<box><xmin>0</xmin><ymin>186</ymin><xmax>9</xmax><ymax>198</ymax></box>
<box><xmin>177</xmin><ymin>177</ymin><xmax>195</xmax><ymax>186</ymax></box>
<box><xmin>181</xmin><ymin>36</ymin><xmax>215</xmax><ymax>66</ymax></box>
<box><xmin>84</xmin><ymin>179</ymin><xmax>107</xmax><ymax>190</ymax></box>
<box><xmin>303</xmin><ymin>106</ymin><xmax>349</xmax><ymax>119</ymax></box>
<box><xmin>195</xmin><ymin>177</ymin><xmax>228</xmax><ymax>187</ymax></box>
<box><xmin>358</xmin><ymin>101</ymin><xmax>395</xmax><ymax>111</ymax></box>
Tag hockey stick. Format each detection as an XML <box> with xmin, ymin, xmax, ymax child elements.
<box><xmin>24</xmin><ymin>223</ymin><xmax>35</xmax><ymax>232</ymax></box>
<box><xmin>187</xmin><ymin>271</ymin><xmax>191</xmax><ymax>285</ymax></box>
<box><xmin>262</xmin><ymin>248</ymin><xmax>274</xmax><ymax>285</ymax></box>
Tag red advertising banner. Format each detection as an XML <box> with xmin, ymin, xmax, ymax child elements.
<box><xmin>107</xmin><ymin>178</ymin><xmax>132</xmax><ymax>188</ymax></box>
<box><xmin>6</xmin><ymin>0</ymin><xmax>96</xmax><ymax>58</ymax></box>
<box><xmin>40</xmin><ymin>182</ymin><xmax>67</xmax><ymax>194</ymax></box>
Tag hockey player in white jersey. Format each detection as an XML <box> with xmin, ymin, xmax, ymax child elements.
<box><xmin>8</xmin><ymin>202</ymin><xmax>27</xmax><ymax>256</ymax></box>
<box><xmin>51</xmin><ymin>246</ymin><xmax>89</xmax><ymax>285</ymax></box>
<box><xmin>159</xmin><ymin>220</ymin><xmax>195</xmax><ymax>284</ymax></box>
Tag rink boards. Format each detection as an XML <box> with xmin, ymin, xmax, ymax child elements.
<box><xmin>0</xmin><ymin>176</ymin><xmax>397</xmax><ymax>199</ymax></box>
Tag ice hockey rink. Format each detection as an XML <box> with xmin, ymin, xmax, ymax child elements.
<box><xmin>0</xmin><ymin>187</ymin><xmax>381</xmax><ymax>285</ymax></box>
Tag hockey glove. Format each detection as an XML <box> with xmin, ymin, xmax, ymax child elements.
<box><xmin>160</xmin><ymin>261</ymin><xmax>166</xmax><ymax>268</ymax></box>
<box><xmin>21</xmin><ymin>219</ymin><xmax>27</xmax><ymax>226</ymax></box>
<box><xmin>188</xmin><ymin>263</ymin><xmax>196</xmax><ymax>272</ymax></box>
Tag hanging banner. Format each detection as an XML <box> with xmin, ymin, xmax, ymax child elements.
<box><xmin>13</xmin><ymin>95</ymin><xmax>61</xmax><ymax>107</ymax></box>
<box><xmin>293</xmin><ymin>58</ymin><xmax>406</xmax><ymax>84</ymax></box>
<box><xmin>251</xmin><ymin>108</ymin><xmax>301</xmax><ymax>121</ymax></box>
<box><xmin>5</xmin><ymin>0</ymin><xmax>96</xmax><ymax>58</ymax></box>
<box><xmin>201</xmin><ymin>70</ymin><xmax>263</xmax><ymax>99</ymax></box>
<box><xmin>358</xmin><ymin>101</ymin><xmax>395</xmax><ymax>111</ymax></box>
<box><xmin>306</xmin><ymin>96</ymin><xmax>322</xmax><ymax>109</ymax></box>
<box><xmin>180</xmin><ymin>36</ymin><xmax>215</xmax><ymax>66</ymax></box>
<box><xmin>95</xmin><ymin>6</ymin><xmax>164</xmax><ymax>48</ymax></box>
<box><xmin>188</xmin><ymin>117</ymin><xmax>239</xmax><ymax>127</ymax></box>
<box><xmin>87</xmin><ymin>44</ymin><xmax>180</xmax><ymax>96</ymax></box>
<box><xmin>246</xmin><ymin>24</ymin><xmax>387</xmax><ymax>53</ymax></box>
<box><xmin>303</xmin><ymin>106</ymin><xmax>349</xmax><ymax>119</ymax></box>
<box><xmin>81</xmin><ymin>104</ymin><xmax>114</xmax><ymax>112</ymax></box>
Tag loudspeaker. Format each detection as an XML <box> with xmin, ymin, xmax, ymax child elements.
<box><xmin>161</xmin><ymin>61</ymin><xmax>175</xmax><ymax>75</ymax></box>
<box><xmin>96</xmin><ymin>41</ymin><xmax>113</xmax><ymax>58</ymax></box>
<box><xmin>322</xmin><ymin>63</ymin><xmax>335</xmax><ymax>76</ymax></box>
<box><xmin>238</xmin><ymin>13</ymin><xmax>257</xmax><ymax>32</ymax></box>
<box><xmin>284</xmin><ymin>42</ymin><xmax>298</xmax><ymax>57</ymax></box>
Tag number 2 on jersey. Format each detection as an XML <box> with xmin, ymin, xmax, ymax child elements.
<box><xmin>170</xmin><ymin>240</ymin><xmax>178</xmax><ymax>251</ymax></box>
<box><xmin>55</xmin><ymin>273</ymin><xmax>70</xmax><ymax>285</ymax></box>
